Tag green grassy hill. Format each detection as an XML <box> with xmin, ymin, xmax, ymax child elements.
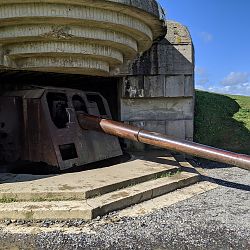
<box><xmin>194</xmin><ymin>90</ymin><xmax>250</xmax><ymax>155</ymax></box>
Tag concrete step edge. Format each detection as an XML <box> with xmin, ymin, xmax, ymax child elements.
<box><xmin>84</xmin><ymin>165</ymin><xmax>180</xmax><ymax>199</ymax></box>
<box><xmin>0</xmin><ymin>201</ymin><xmax>92</xmax><ymax>221</ymax></box>
<box><xmin>0</xmin><ymin>172</ymin><xmax>199</xmax><ymax>221</ymax></box>
<box><xmin>89</xmin><ymin>172</ymin><xmax>200</xmax><ymax>219</ymax></box>
<box><xmin>0</xmin><ymin>166</ymin><xmax>179</xmax><ymax>202</ymax></box>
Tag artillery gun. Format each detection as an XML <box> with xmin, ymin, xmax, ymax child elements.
<box><xmin>0</xmin><ymin>87</ymin><xmax>249</xmax><ymax>172</ymax></box>
<box><xmin>0</xmin><ymin>87</ymin><xmax>122</xmax><ymax>170</ymax></box>
<box><xmin>0</xmin><ymin>1</ymin><xmax>249</xmax><ymax>172</ymax></box>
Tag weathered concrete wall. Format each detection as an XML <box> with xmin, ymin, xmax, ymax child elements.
<box><xmin>0</xmin><ymin>0</ymin><xmax>166</xmax><ymax>76</ymax></box>
<box><xmin>0</xmin><ymin>2</ymin><xmax>195</xmax><ymax>153</ymax></box>
<box><xmin>120</xmin><ymin>21</ymin><xmax>195</xmax><ymax>151</ymax></box>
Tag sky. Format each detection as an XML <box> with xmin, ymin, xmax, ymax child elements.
<box><xmin>158</xmin><ymin>0</ymin><xmax>250</xmax><ymax>96</ymax></box>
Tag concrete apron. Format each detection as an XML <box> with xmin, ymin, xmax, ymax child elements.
<box><xmin>0</xmin><ymin>151</ymin><xmax>200</xmax><ymax>221</ymax></box>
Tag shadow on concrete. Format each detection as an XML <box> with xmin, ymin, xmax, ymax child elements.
<box><xmin>0</xmin><ymin>72</ymin><xmax>120</xmax><ymax>120</ymax></box>
<box><xmin>142</xmin><ymin>152</ymin><xmax>250</xmax><ymax>192</ymax></box>
<box><xmin>0</xmin><ymin>153</ymin><xmax>131</xmax><ymax>184</ymax></box>
<box><xmin>133</xmin><ymin>150</ymin><xmax>180</xmax><ymax>167</ymax></box>
<box><xmin>0</xmin><ymin>173</ymin><xmax>56</xmax><ymax>184</ymax></box>
<box><xmin>192</xmin><ymin>158</ymin><xmax>232</xmax><ymax>170</ymax></box>
<box><xmin>131</xmin><ymin>39</ymin><xmax>193</xmax><ymax>76</ymax></box>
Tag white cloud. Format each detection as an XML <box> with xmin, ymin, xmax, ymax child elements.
<box><xmin>196</xmin><ymin>72</ymin><xmax>250</xmax><ymax>96</ymax></box>
<box><xmin>220</xmin><ymin>72</ymin><xmax>249</xmax><ymax>85</ymax></box>
<box><xmin>206</xmin><ymin>82</ymin><xmax>250</xmax><ymax>96</ymax></box>
<box><xmin>196</xmin><ymin>84</ymin><xmax>206</xmax><ymax>91</ymax></box>
<box><xmin>200</xmin><ymin>32</ymin><xmax>213</xmax><ymax>43</ymax></box>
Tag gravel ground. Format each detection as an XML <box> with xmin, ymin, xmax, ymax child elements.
<box><xmin>0</xmin><ymin>161</ymin><xmax>249</xmax><ymax>250</ymax></box>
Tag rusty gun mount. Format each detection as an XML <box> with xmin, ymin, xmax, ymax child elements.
<box><xmin>78</xmin><ymin>114</ymin><xmax>250</xmax><ymax>171</ymax></box>
<box><xmin>0</xmin><ymin>88</ymin><xmax>122</xmax><ymax>170</ymax></box>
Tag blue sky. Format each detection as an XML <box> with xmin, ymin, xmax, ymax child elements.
<box><xmin>158</xmin><ymin>0</ymin><xmax>250</xmax><ymax>96</ymax></box>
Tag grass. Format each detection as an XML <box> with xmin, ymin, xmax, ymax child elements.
<box><xmin>159</xmin><ymin>170</ymin><xmax>181</xmax><ymax>179</ymax></box>
<box><xmin>0</xmin><ymin>197</ymin><xmax>17</xmax><ymax>203</ymax></box>
<box><xmin>194</xmin><ymin>90</ymin><xmax>250</xmax><ymax>155</ymax></box>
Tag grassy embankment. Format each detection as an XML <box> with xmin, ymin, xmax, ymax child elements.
<box><xmin>195</xmin><ymin>90</ymin><xmax>250</xmax><ymax>155</ymax></box>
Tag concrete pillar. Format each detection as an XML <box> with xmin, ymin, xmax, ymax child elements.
<box><xmin>120</xmin><ymin>20</ymin><xmax>195</xmax><ymax>151</ymax></box>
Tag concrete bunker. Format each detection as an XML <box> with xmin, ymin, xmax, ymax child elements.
<box><xmin>0</xmin><ymin>1</ymin><xmax>195</xmax><ymax>172</ymax></box>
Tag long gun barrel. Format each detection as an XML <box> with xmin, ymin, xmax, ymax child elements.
<box><xmin>77</xmin><ymin>113</ymin><xmax>250</xmax><ymax>171</ymax></box>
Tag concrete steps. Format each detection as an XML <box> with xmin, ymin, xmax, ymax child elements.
<box><xmin>89</xmin><ymin>172</ymin><xmax>199</xmax><ymax>219</ymax></box>
<box><xmin>0</xmin><ymin>152</ymin><xmax>200</xmax><ymax>220</ymax></box>
<box><xmin>0</xmin><ymin>172</ymin><xmax>199</xmax><ymax>221</ymax></box>
<box><xmin>0</xmin><ymin>156</ymin><xmax>179</xmax><ymax>202</ymax></box>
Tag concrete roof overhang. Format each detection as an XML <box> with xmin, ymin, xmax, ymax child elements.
<box><xmin>0</xmin><ymin>0</ymin><xmax>167</xmax><ymax>76</ymax></box>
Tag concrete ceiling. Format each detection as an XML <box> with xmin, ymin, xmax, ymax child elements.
<box><xmin>0</xmin><ymin>0</ymin><xmax>166</xmax><ymax>76</ymax></box>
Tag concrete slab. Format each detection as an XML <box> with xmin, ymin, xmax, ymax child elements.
<box><xmin>0</xmin><ymin>152</ymin><xmax>201</xmax><ymax>220</ymax></box>
<box><xmin>88</xmin><ymin>172</ymin><xmax>200</xmax><ymax>219</ymax></box>
<box><xmin>118</xmin><ymin>181</ymin><xmax>218</xmax><ymax>218</ymax></box>
<box><xmin>0</xmin><ymin>200</ymin><xmax>92</xmax><ymax>221</ymax></box>
<box><xmin>0</xmin><ymin>172</ymin><xmax>199</xmax><ymax>221</ymax></box>
<box><xmin>0</xmin><ymin>153</ymin><xmax>179</xmax><ymax>201</ymax></box>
